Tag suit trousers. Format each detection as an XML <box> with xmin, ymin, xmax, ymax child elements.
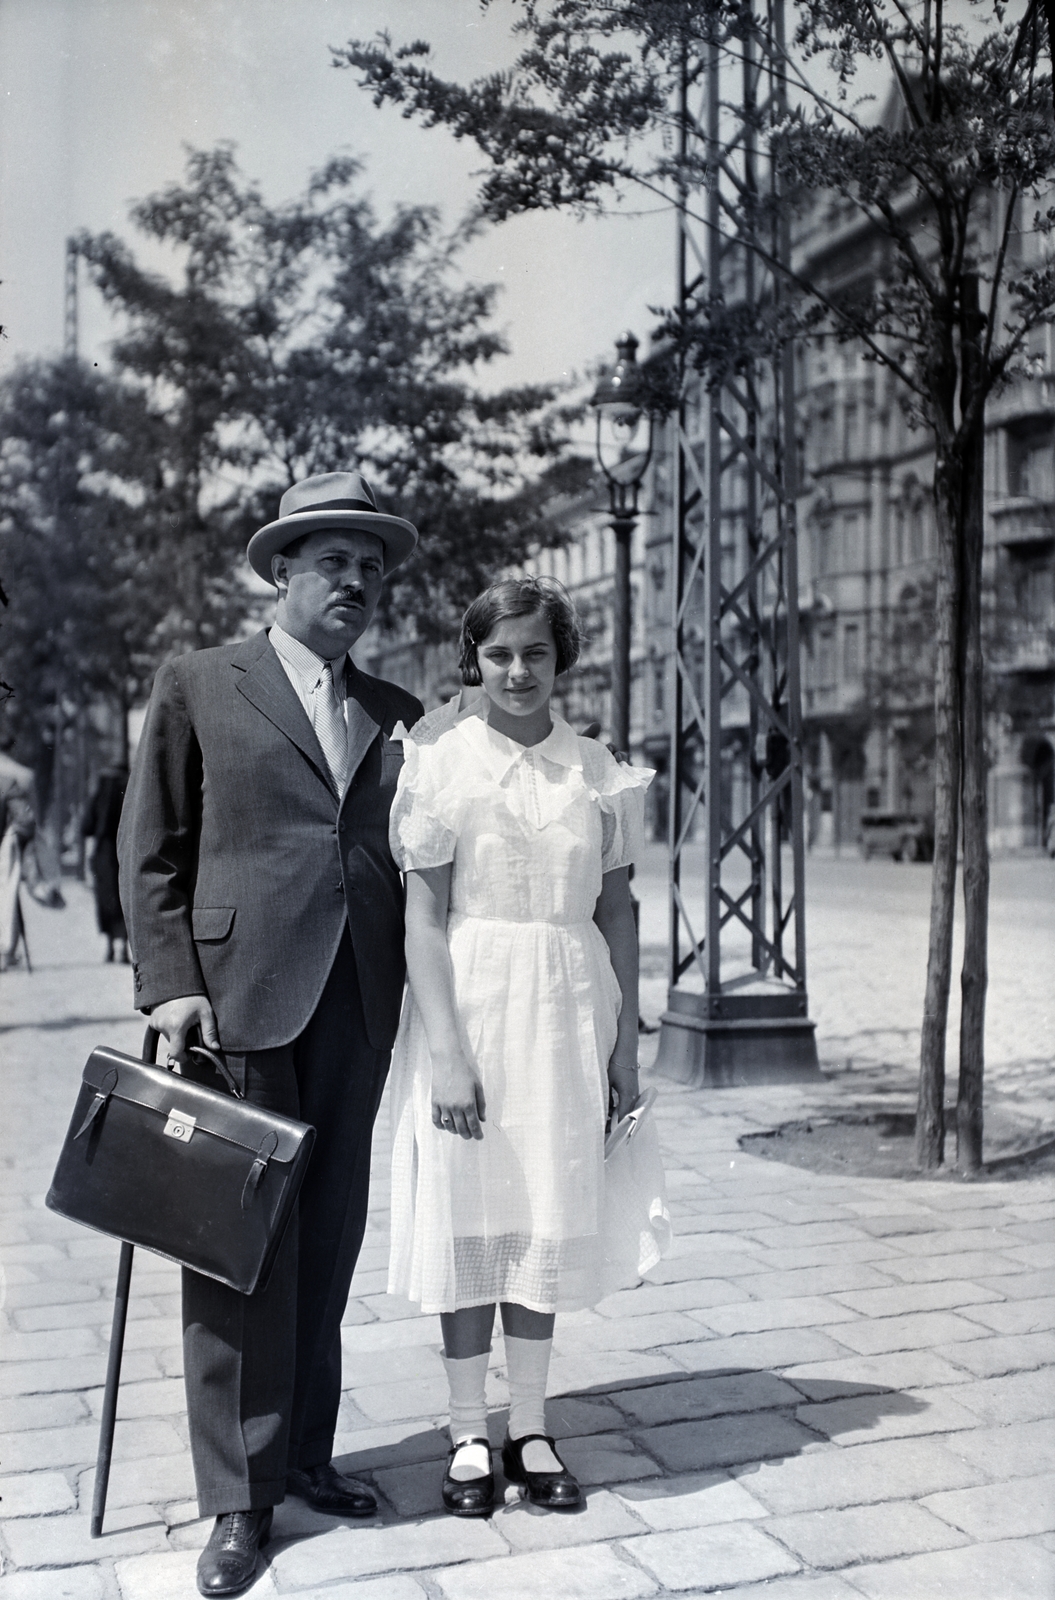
<box><xmin>181</xmin><ymin>929</ymin><xmax>390</xmax><ymax>1516</ymax></box>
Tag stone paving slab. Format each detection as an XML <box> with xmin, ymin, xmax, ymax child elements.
<box><xmin>762</xmin><ymin>1499</ymin><xmax>970</xmax><ymax>1569</ymax></box>
<box><xmin>2</xmin><ymin>872</ymin><xmax>1053</xmax><ymax>1597</ymax></box>
<box><xmin>626</xmin><ymin>1520</ymin><xmax>802</xmax><ymax>1590</ymax></box>
<box><xmin>612</xmin><ymin>1472</ymin><xmax>768</xmax><ymax>1530</ymax></box>
<box><xmin>843</xmin><ymin>1536</ymin><xmax>1055</xmax><ymax>1599</ymax></box>
<box><xmin>432</xmin><ymin>1541</ymin><xmax>658</xmax><ymax>1600</ymax></box>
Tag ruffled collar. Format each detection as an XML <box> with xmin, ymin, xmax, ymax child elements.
<box><xmin>454</xmin><ymin>711</ymin><xmax>583</xmax><ymax>785</ymax></box>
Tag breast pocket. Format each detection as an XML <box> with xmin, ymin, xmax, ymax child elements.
<box><xmin>192</xmin><ymin>907</ymin><xmax>235</xmax><ymax>943</ymax></box>
<box><xmin>379</xmin><ymin>739</ymin><xmax>405</xmax><ymax>791</ymax></box>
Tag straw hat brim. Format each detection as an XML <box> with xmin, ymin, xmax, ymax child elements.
<box><xmin>247</xmin><ymin>509</ymin><xmax>418</xmax><ymax>583</ymax></box>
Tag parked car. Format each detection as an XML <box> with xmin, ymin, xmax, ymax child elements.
<box><xmin>859</xmin><ymin>810</ymin><xmax>935</xmax><ymax>862</ymax></box>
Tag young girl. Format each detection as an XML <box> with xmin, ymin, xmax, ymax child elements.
<box><xmin>387</xmin><ymin>576</ymin><xmax>657</xmax><ymax>1516</ymax></box>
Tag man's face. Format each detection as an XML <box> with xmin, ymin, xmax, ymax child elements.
<box><xmin>272</xmin><ymin>529</ymin><xmax>385</xmax><ymax>657</ymax></box>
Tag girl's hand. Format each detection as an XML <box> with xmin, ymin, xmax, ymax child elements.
<box><xmin>608</xmin><ymin>1059</ymin><xmax>640</xmax><ymax>1125</ymax></box>
<box><xmin>432</xmin><ymin>1054</ymin><xmax>487</xmax><ymax>1140</ymax></box>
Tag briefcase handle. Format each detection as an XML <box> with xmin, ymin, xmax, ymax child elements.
<box><xmin>143</xmin><ymin>1025</ymin><xmax>244</xmax><ymax>1099</ymax></box>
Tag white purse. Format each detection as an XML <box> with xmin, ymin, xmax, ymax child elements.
<box><xmin>601</xmin><ymin>1087</ymin><xmax>673</xmax><ymax>1294</ymax></box>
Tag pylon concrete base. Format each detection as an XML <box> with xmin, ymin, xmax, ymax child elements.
<box><xmin>654</xmin><ymin>990</ymin><xmax>821</xmax><ymax>1088</ymax></box>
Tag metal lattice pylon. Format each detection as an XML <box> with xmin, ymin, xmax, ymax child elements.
<box><xmin>654</xmin><ymin>0</ymin><xmax>819</xmax><ymax>1085</ymax></box>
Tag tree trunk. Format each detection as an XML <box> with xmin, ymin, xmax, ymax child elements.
<box><xmin>916</xmin><ymin>454</ymin><xmax>962</xmax><ymax>1170</ymax></box>
<box><xmin>957</xmin><ymin>277</ymin><xmax>989</xmax><ymax>1174</ymax></box>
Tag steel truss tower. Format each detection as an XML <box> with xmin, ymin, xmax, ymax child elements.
<box><xmin>654</xmin><ymin>0</ymin><xmax>819</xmax><ymax>1085</ymax></box>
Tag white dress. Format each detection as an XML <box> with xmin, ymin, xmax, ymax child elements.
<box><xmin>387</xmin><ymin>709</ymin><xmax>655</xmax><ymax>1315</ymax></box>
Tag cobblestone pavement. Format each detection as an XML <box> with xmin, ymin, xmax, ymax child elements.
<box><xmin>1</xmin><ymin>868</ymin><xmax>1053</xmax><ymax>1600</ymax></box>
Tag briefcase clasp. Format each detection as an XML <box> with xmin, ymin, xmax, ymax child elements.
<box><xmin>163</xmin><ymin>1111</ymin><xmax>197</xmax><ymax>1144</ymax></box>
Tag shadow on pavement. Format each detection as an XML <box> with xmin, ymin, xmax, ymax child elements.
<box><xmin>274</xmin><ymin>1368</ymin><xmax>928</xmax><ymax>1535</ymax></box>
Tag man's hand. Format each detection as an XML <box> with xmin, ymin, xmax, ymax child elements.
<box><xmin>580</xmin><ymin>721</ymin><xmax>629</xmax><ymax>765</ymax></box>
<box><xmin>150</xmin><ymin>995</ymin><xmax>220</xmax><ymax>1062</ymax></box>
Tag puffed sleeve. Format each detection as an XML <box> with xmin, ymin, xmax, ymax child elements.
<box><xmin>581</xmin><ymin>742</ymin><xmax>655</xmax><ymax>874</ymax></box>
<box><xmin>388</xmin><ymin>729</ymin><xmax>459</xmax><ymax>872</ymax></box>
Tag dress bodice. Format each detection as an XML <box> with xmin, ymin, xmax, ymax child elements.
<box><xmin>389</xmin><ymin>711</ymin><xmax>653</xmax><ymax>925</ymax></box>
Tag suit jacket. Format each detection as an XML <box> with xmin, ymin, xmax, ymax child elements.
<box><xmin>118</xmin><ymin>629</ymin><xmax>424</xmax><ymax>1053</ymax></box>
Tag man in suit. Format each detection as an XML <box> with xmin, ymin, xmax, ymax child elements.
<box><xmin>119</xmin><ymin>471</ymin><xmax>424</xmax><ymax>1597</ymax></box>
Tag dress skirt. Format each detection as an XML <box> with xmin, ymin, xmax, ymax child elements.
<box><xmin>386</xmin><ymin>709</ymin><xmax>662</xmax><ymax>1316</ymax></box>
<box><xmin>388</xmin><ymin>910</ymin><xmax>620</xmax><ymax>1314</ymax></box>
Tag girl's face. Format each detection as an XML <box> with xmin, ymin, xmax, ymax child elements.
<box><xmin>476</xmin><ymin>610</ymin><xmax>558</xmax><ymax>724</ymax></box>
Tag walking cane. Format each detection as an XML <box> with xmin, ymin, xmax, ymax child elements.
<box><xmin>91</xmin><ymin>1239</ymin><xmax>134</xmax><ymax>1536</ymax></box>
<box><xmin>90</xmin><ymin>1027</ymin><xmax>159</xmax><ymax>1538</ymax></box>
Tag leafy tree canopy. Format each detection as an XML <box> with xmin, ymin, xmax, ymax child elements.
<box><xmin>77</xmin><ymin>143</ymin><xmax>586</xmax><ymax>647</ymax></box>
<box><xmin>0</xmin><ymin>357</ymin><xmax>163</xmax><ymax>783</ymax></box>
<box><xmin>337</xmin><ymin>0</ymin><xmax>1054</xmax><ymax>440</ymax></box>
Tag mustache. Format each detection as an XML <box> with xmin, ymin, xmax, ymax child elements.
<box><xmin>331</xmin><ymin>589</ymin><xmax>365</xmax><ymax>606</ymax></box>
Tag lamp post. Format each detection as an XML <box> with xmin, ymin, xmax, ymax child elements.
<box><xmin>589</xmin><ymin>333</ymin><xmax>654</xmax><ymax>755</ymax></box>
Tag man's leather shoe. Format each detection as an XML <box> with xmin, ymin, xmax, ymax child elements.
<box><xmin>501</xmin><ymin>1433</ymin><xmax>581</xmax><ymax>1509</ymax></box>
<box><xmin>286</xmin><ymin>1462</ymin><xmax>377</xmax><ymax>1517</ymax></box>
<box><xmin>196</xmin><ymin>1508</ymin><xmax>272</xmax><ymax>1597</ymax></box>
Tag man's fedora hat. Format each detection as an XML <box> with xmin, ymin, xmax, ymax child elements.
<box><xmin>247</xmin><ymin>470</ymin><xmax>418</xmax><ymax>583</ymax></box>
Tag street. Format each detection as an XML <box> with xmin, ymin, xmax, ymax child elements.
<box><xmin>1</xmin><ymin>860</ymin><xmax>1053</xmax><ymax>1599</ymax></box>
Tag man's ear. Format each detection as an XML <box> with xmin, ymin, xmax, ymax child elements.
<box><xmin>271</xmin><ymin>552</ymin><xmax>289</xmax><ymax>593</ymax></box>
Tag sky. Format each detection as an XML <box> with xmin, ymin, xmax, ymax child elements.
<box><xmin>0</xmin><ymin>0</ymin><xmax>676</xmax><ymax>393</ymax></box>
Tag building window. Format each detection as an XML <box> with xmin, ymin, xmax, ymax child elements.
<box><xmin>817</xmin><ymin>627</ymin><xmax>836</xmax><ymax>688</ymax></box>
<box><xmin>817</xmin><ymin>408</ymin><xmax>834</xmax><ymax>466</ymax></box>
<box><xmin>843</xmin><ymin>622</ymin><xmax>861</xmax><ymax>679</ymax></box>
<box><xmin>817</xmin><ymin>519</ymin><xmax>834</xmax><ymax>576</ymax></box>
<box><xmin>1008</xmin><ymin>424</ymin><xmax>1055</xmax><ymax>501</ymax></box>
<box><xmin>844</xmin><ymin>402</ymin><xmax>858</xmax><ymax>459</ymax></box>
<box><xmin>844</xmin><ymin>514</ymin><xmax>860</xmax><ymax>572</ymax></box>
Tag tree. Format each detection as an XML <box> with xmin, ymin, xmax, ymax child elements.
<box><xmin>337</xmin><ymin>0</ymin><xmax>1055</xmax><ymax>1171</ymax></box>
<box><xmin>78</xmin><ymin>145</ymin><xmax>584</xmax><ymax>652</ymax></box>
<box><xmin>0</xmin><ymin>356</ymin><xmax>165</xmax><ymax>810</ymax></box>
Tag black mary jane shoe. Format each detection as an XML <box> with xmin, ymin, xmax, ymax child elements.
<box><xmin>196</xmin><ymin>1507</ymin><xmax>273</xmax><ymax>1597</ymax></box>
<box><xmin>442</xmin><ymin>1437</ymin><xmax>495</xmax><ymax>1517</ymax></box>
<box><xmin>501</xmin><ymin>1432</ymin><xmax>581</xmax><ymax>1510</ymax></box>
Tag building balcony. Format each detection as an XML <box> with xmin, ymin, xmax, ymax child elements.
<box><xmin>987</xmin><ymin>376</ymin><xmax>1055</xmax><ymax>430</ymax></box>
<box><xmin>989</xmin><ymin>498</ymin><xmax>1055</xmax><ymax>547</ymax></box>
<box><xmin>993</xmin><ymin>625</ymin><xmax>1055</xmax><ymax>677</ymax></box>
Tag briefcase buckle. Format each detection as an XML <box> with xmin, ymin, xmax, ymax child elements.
<box><xmin>163</xmin><ymin>1111</ymin><xmax>197</xmax><ymax>1144</ymax></box>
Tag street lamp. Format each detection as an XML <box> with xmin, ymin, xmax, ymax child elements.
<box><xmin>590</xmin><ymin>332</ymin><xmax>654</xmax><ymax>754</ymax></box>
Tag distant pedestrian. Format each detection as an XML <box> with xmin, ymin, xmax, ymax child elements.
<box><xmin>82</xmin><ymin>764</ymin><xmax>129</xmax><ymax>963</ymax></box>
<box><xmin>0</xmin><ymin>746</ymin><xmax>39</xmax><ymax>971</ymax></box>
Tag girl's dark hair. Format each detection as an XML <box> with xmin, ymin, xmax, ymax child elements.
<box><xmin>458</xmin><ymin>576</ymin><xmax>584</xmax><ymax>685</ymax></box>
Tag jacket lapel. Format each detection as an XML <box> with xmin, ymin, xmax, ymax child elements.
<box><xmin>344</xmin><ymin>663</ymin><xmax>384</xmax><ymax>789</ymax></box>
<box><xmin>232</xmin><ymin>631</ymin><xmax>338</xmax><ymax>800</ymax></box>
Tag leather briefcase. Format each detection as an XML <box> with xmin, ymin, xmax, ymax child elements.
<box><xmin>46</xmin><ymin>1030</ymin><xmax>315</xmax><ymax>1294</ymax></box>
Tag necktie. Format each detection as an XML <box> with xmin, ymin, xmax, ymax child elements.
<box><xmin>313</xmin><ymin>662</ymin><xmax>349</xmax><ymax>793</ymax></box>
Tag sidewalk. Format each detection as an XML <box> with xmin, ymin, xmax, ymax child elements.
<box><xmin>2</xmin><ymin>880</ymin><xmax>1054</xmax><ymax>1599</ymax></box>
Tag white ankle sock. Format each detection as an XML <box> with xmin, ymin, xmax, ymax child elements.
<box><xmin>504</xmin><ymin>1335</ymin><xmax>552</xmax><ymax>1441</ymax></box>
<box><xmin>504</xmin><ymin>1336</ymin><xmax>562</xmax><ymax>1472</ymax></box>
<box><xmin>443</xmin><ymin>1351</ymin><xmax>491</xmax><ymax>1480</ymax></box>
